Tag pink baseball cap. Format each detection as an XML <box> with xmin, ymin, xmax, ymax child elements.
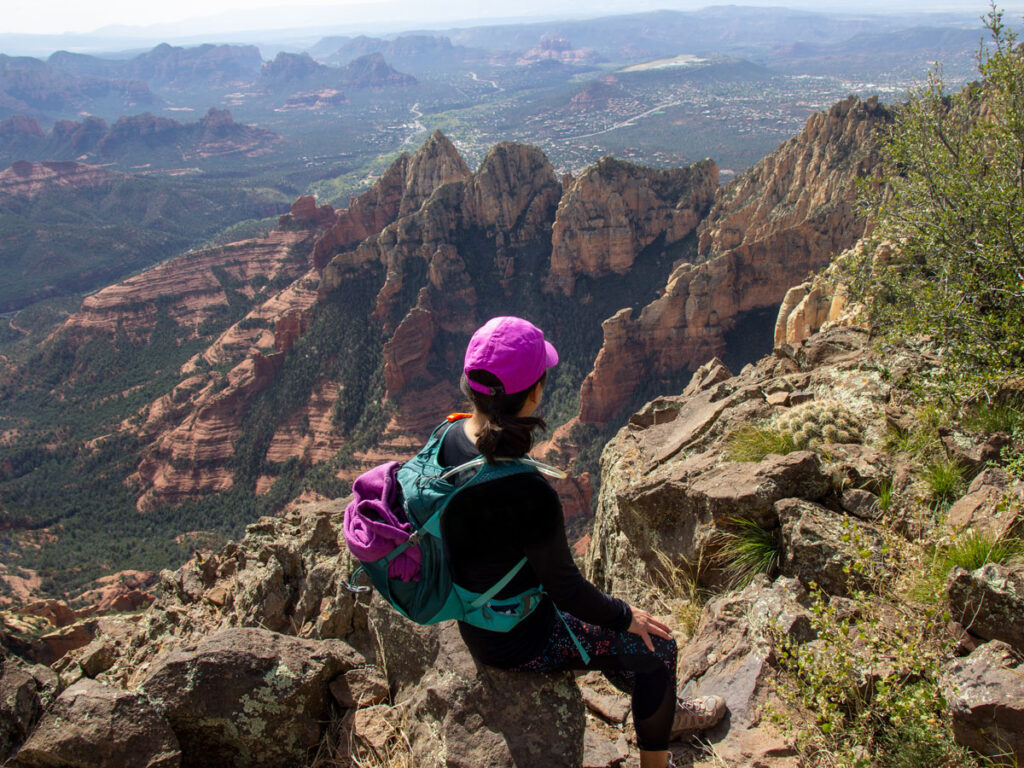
<box><xmin>463</xmin><ymin>316</ymin><xmax>558</xmax><ymax>395</ymax></box>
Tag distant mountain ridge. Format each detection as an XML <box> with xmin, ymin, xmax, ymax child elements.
<box><xmin>48</xmin><ymin>43</ymin><xmax>263</xmax><ymax>88</ymax></box>
<box><xmin>0</xmin><ymin>53</ymin><xmax>153</xmax><ymax>120</ymax></box>
<box><xmin>0</xmin><ymin>107</ymin><xmax>281</xmax><ymax>166</ymax></box>
<box><xmin>258</xmin><ymin>51</ymin><xmax>416</xmax><ymax>90</ymax></box>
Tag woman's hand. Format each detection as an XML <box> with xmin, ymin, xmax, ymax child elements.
<box><xmin>626</xmin><ymin>605</ymin><xmax>672</xmax><ymax>652</ymax></box>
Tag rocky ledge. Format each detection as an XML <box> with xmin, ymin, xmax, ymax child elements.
<box><xmin>2</xmin><ymin>315</ymin><xmax>1021</xmax><ymax>767</ymax></box>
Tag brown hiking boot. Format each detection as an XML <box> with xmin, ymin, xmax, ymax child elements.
<box><xmin>670</xmin><ymin>695</ymin><xmax>726</xmax><ymax>739</ymax></box>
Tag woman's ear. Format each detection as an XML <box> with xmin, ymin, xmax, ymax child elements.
<box><xmin>517</xmin><ymin>381</ymin><xmax>544</xmax><ymax>418</ymax></box>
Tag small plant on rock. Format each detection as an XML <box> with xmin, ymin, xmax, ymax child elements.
<box><xmin>942</xmin><ymin>529</ymin><xmax>1024</xmax><ymax>572</ymax></box>
<box><xmin>774</xmin><ymin>399</ymin><xmax>865</xmax><ymax>451</ymax></box>
<box><xmin>652</xmin><ymin>549</ymin><xmax>712</xmax><ymax>638</ymax></box>
<box><xmin>714</xmin><ymin>517</ymin><xmax>780</xmax><ymax>589</ymax></box>
<box><xmin>875</xmin><ymin>479</ymin><xmax>894</xmax><ymax>514</ymax></box>
<box><xmin>921</xmin><ymin>458</ymin><xmax>965</xmax><ymax>506</ymax></box>
<box><xmin>723</xmin><ymin>424</ymin><xmax>796</xmax><ymax>462</ymax></box>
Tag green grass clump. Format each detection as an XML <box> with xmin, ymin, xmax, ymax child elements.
<box><xmin>876</xmin><ymin>479</ymin><xmax>894</xmax><ymax>513</ymax></box>
<box><xmin>921</xmin><ymin>458</ymin><xmax>965</xmax><ymax>505</ymax></box>
<box><xmin>942</xmin><ymin>529</ymin><xmax>1024</xmax><ymax>572</ymax></box>
<box><xmin>715</xmin><ymin>517</ymin><xmax>780</xmax><ymax>589</ymax></box>
<box><xmin>959</xmin><ymin>394</ymin><xmax>1024</xmax><ymax>435</ymax></box>
<box><xmin>724</xmin><ymin>425</ymin><xmax>796</xmax><ymax>462</ymax></box>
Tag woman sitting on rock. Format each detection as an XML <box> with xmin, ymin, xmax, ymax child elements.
<box><xmin>441</xmin><ymin>316</ymin><xmax>726</xmax><ymax>768</ymax></box>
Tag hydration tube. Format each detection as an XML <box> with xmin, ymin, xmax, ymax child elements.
<box><xmin>437</xmin><ymin>456</ymin><xmax>568</xmax><ymax>483</ymax></box>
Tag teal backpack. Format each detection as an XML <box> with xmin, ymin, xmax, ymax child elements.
<box><xmin>343</xmin><ymin>417</ymin><xmax>591</xmax><ymax>661</ymax></box>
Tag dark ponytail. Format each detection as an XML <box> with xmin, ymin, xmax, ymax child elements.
<box><xmin>462</xmin><ymin>370</ymin><xmax>547</xmax><ymax>462</ymax></box>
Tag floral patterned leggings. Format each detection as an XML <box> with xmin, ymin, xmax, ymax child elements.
<box><xmin>510</xmin><ymin>611</ymin><xmax>678</xmax><ymax>751</ymax></box>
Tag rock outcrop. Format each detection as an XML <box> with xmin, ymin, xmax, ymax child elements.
<box><xmin>12</xmin><ymin>678</ymin><xmax>180</xmax><ymax>768</ymax></box>
<box><xmin>676</xmin><ymin>575</ymin><xmax>808</xmax><ymax>765</ymax></box>
<box><xmin>585</xmin><ymin>325</ymin><xmax>888</xmax><ymax>602</ymax></box>
<box><xmin>943</xmin><ymin>640</ymin><xmax>1024</xmax><ymax>764</ymax></box>
<box><xmin>0</xmin><ymin>161</ymin><xmax>121</xmax><ymax>199</ymax></box>
<box><xmin>1</xmin><ymin>503</ymin><xmax>600</xmax><ymax>768</ymax></box>
<box><xmin>578</xmin><ymin>96</ymin><xmax>889</xmax><ymax>424</ymax></box>
<box><xmin>319</xmin><ymin>138</ymin><xmax>564</xmax><ymax>407</ymax></box>
<box><xmin>547</xmin><ymin>157</ymin><xmax>717</xmax><ymax>294</ymax></box>
<box><xmin>0</xmin><ymin>652</ymin><xmax>57</xmax><ymax>762</ymax></box>
<box><xmin>62</xmin><ymin>228</ymin><xmax>319</xmax><ymax>344</ymax></box>
<box><xmin>947</xmin><ymin>563</ymin><xmax>1024</xmax><ymax>654</ymax></box>
<box><xmin>138</xmin><ymin>628</ymin><xmax>362</xmax><ymax>768</ymax></box>
<box><xmin>312</xmin><ymin>130</ymin><xmax>471</xmax><ymax>270</ymax></box>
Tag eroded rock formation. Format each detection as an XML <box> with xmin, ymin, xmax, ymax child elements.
<box><xmin>0</xmin><ymin>161</ymin><xmax>121</xmax><ymax>199</ymax></box>
<box><xmin>547</xmin><ymin>157</ymin><xmax>717</xmax><ymax>294</ymax></box>
<box><xmin>311</xmin><ymin>130</ymin><xmax>471</xmax><ymax>270</ymax></box>
<box><xmin>578</xmin><ymin>96</ymin><xmax>889</xmax><ymax>424</ymax></box>
<box><xmin>62</xmin><ymin>228</ymin><xmax>320</xmax><ymax>344</ymax></box>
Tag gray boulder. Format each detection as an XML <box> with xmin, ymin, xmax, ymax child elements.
<box><xmin>0</xmin><ymin>652</ymin><xmax>57</xmax><ymax>762</ymax></box>
<box><xmin>947</xmin><ymin>563</ymin><xmax>1024</xmax><ymax>653</ymax></box>
<box><xmin>677</xmin><ymin>576</ymin><xmax>810</xmax><ymax>765</ymax></box>
<box><xmin>943</xmin><ymin>640</ymin><xmax>1024</xmax><ymax>764</ymax></box>
<box><xmin>777</xmin><ymin>497</ymin><xmax>887</xmax><ymax>595</ymax></box>
<box><xmin>138</xmin><ymin>627</ymin><xmax>364</xmax><ymax>768</ymax></box>
<box><xmin>12</xmin><ymin>679</ymin><xmax>179</xmax><ymax>768</ymax></box>
<box><xmin>369</xmin><ymin>600</ymin><xmax>586</xmax><ymax>768</ymax></box>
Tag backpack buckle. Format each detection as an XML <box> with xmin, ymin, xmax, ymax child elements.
<box><xmin>343</xmin><ymin>567</ymin><xmax>373</xmax><ymax>594</ymax></box>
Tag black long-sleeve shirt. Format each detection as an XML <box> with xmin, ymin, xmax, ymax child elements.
<box><xmin>439</xmin><ymin>420</ymin><xmax>631</xmax><ymax>667</ymax></box>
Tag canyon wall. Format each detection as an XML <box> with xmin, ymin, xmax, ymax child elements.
<box><xmin>28</xmin><ymin>97</ymin><xmax>887</xmax><ymax>515</ymax></box>
<box><xmin>577</xmin><ymin>96</ymin><xmax>889</xmax><ymax>424</ymax></box>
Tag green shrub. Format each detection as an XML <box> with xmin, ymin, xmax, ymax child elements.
<box><xmin>960</xmin><ymin>394</ymin><xmax>1024</xmax><ymax>435</ymax></box>
<box><xmin>844</xmin><ymin>7</ymin><xmax>1024</xmax><ymax>398</ymax></box>
<box><xmin>770</xmin><ymin>585</ymin><xmax>985</xmax><ymax>768</ymax></box>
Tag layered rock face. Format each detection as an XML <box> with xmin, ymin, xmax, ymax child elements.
<box><xmin>133</xmin><ymin>353</ymin><xmax>284</xmax><ymax>510</ymax></box>
<box><xmin>62</xmin><ymin>227</ymin><xmax>322</xmax><ymax>344</ymax></box>
<box><xmin>578</xmin><ymin>96</ymin><xmax>889</xmax><ymax>424</ymax></box>
<box><xmin>52</xmin><ymin>197</ymin><xmax>335</xmax><ymax>509</ymax></box>
<box><xmin>0</xmin><ymin>161</ymin><xmax>120</xmax><ymax>199</ymax></box>
<box><xmin>547</xmin><ymin>157</ymin><xmax>717</xmax><ymax>294</ymax></box>
<box><xmin>311</xmin><ymin>130</ymin><xmax>471</xmax><ymax>270</ymax></box>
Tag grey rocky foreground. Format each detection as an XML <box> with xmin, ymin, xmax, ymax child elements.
<box><xmin>4</xmin><ymin>326</ymin><xmax>1024</xmax><ymax>767</ymax></box>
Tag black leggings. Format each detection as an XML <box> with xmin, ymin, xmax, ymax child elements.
<box><xmin>510</xmin><ymin>612</ymin><xmax>678</xmax><ymax>751</ymax></box>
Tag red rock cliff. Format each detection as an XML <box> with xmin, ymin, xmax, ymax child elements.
<box><xmin>311</xmin><ymin>130</ymin><xmax>471</xmax><ymax>270</ymax></box>
<box><xmin>547</xmin><ymin>157</ymin><xmax>717</xmax><ymax>294</ymax></box>
<box><xmin>578</xmin><ymin>96</ymin><xmax>889</xmax><ymax>424</ymax></box>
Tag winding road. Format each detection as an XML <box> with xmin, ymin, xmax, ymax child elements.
<box><xmin>402</xmin><ymin>103</ymin><xmax>426</xmax><ymax>146</ymax></box>
<box><xmin>562</xmin><ymin>100</ymin><xmax>685</xmax><ymax>141</ymax></box>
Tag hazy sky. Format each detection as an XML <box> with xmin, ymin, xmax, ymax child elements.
<box><xmin>4</xmin><ymin>0</ymin><xmax>1008</xmax><ymax>36</ymax></box>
